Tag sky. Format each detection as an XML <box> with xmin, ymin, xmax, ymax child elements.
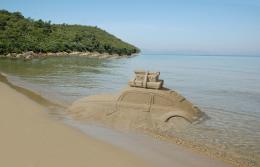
<box><xmin>1</xmin><ymin>0</ymin><xmax>260</xmax><ymax>55</ymax></box>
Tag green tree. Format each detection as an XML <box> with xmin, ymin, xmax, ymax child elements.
<box><xmin>0</xmin><ymin>10</ymin><xmax>140</xmax><ymax>55</ymax></box>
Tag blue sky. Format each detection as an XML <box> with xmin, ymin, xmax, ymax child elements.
<box><xmin>1</xmin><ymin>0</ymin><xmax>260</xmax><ymax>55</ymax></box>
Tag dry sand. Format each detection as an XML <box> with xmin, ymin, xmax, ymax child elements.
<box><xmin>0</xmin><ymin>82</ymin><xmax>153</xmax><ymax>167</ymax></box>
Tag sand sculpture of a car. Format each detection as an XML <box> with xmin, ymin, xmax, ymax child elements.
<box><xmin>69</xmin><ymin>71</ymin><xmax>203</xmax><ymax>129</ymax></box>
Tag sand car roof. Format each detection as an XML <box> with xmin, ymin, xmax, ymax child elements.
<box><xmin>121</xmin><ymin>86</ymin><xmax>178</xmax><ymax>97</ymax></box>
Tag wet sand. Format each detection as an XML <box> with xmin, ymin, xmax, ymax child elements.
<box><xmin>0</xmin><ymin>82</ymin><xmax>153</xmax><ymax>167</ymax></box>
<box><xmin>66</xmin><ymin>121</ymin><xmax>234</xmax><ymax>167</ymax></box>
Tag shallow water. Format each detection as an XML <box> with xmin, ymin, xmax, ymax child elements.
<box><xmin>0</xmin><ymin>54</ymin><xmax>259</xmax><ymax>166</ymax></box>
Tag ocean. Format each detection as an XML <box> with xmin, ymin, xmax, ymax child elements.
<box><xmin>0</xmin><ymin>54</ymin><xmax>259</xmax><ymax>166</ymax></box>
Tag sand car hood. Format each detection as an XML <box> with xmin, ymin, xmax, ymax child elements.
<box><xmin>68</xmin><ymin>94</ymin><xmax>118</xmax><ymax>121</ymax></box>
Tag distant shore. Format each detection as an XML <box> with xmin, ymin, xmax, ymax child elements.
<box><xmin>0</xmin><ymin>51</ymin><xmax>138</xmax><ymax>60</ymax></box>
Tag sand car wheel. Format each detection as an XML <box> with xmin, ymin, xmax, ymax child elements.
<box><xmin>166</xmin><ymin>116</ymin><xmax>191</xmax><ymax>131</ymax></box>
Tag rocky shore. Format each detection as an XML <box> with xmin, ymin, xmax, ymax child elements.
<box><xmin>0</xmin><ymin>51</ymin><xmax>137</xmax><ymax>60</ymax></box>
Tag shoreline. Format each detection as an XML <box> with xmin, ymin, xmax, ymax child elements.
<box><xmin>0</xmin><ymin>72</ymin><xmax>64</xmax><ymax>108</ymax></box>
<box><xmin>0</xmin><ymin>51</ymin><xmax>138</xmax><ymax>60</ymax></box>
<box><xmin>0</xmin><ymin>79</ymin><xmax>153</xmax><ymax>167</ymax></box>
<box><xmin>0</xmin><ymin>72</ymin><xmax>234</xmax><ymax>167</ymax></box>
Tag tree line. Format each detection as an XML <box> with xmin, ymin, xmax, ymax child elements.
<box><xmin>0</xmin><ymin>10</ymin><xmax>140</xmax><ymax>55</ymax></box>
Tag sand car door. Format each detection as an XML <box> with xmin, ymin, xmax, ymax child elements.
<box><xmin>150</xmin><ymin>94</ymin><xmax>174</xmax><ymax>114</ymax></box>
<box><xmin>117</xmin><ymin>91</ymin><xmax>152</xmax><ymax>112</ymax></box>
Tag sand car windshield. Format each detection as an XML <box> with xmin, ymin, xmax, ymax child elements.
<box><xmin>153</xmin><ymin>95</ymin><xmax>173</xmax><ymax>106</ymax></box>
<box><xmin>120</xmin><ymin>92</ymin><xmax>151</xmax><ymax>104</ymax></box>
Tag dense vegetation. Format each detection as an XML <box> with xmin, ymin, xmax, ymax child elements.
<box><xmin>0</xmin><ymin>10</ymin><xmax>139</xmax><ymax>55</ymax></box>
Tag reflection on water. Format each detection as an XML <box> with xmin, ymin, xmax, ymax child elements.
<box><xmin>0</xmin><ymin>54</ymin><xmax>260</xmax><ymax>166</ymax></box>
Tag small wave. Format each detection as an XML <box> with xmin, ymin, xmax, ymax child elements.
<box><xmin>202</xmin><ymin>106</ymin><xmax>260</xmax><ymax>120</ymax></box>
<box><xmin>0</xmin><ymin>72</ymin><xmax>65</xmax><ymax>109</ymax></box>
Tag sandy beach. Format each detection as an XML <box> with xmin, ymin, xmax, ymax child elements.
<box><xmin>0</xmin><ymin>77</ymin><xmax>234</xmax><ymax>167</ymax></box>
<box><xmin>0</xmin><ymin>81</ymin><xmax>153</xmax><ymax>167</ymax></box>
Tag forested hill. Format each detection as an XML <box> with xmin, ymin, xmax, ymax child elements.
<box><xmin>0</xmin><ymin>10</ymin><xmax>140</xmax><ymax>56</ymax></box>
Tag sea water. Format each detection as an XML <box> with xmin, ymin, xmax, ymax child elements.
<box><xmin>0</xmin><ymin>54</ymin><xmax>259</xmax><ymax>166</ymax></box>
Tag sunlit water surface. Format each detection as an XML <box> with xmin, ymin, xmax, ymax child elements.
<box><xmin>0</xmin><ymin>54</ymin><xmax>259</xmax><ymax>166</ymax></box>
